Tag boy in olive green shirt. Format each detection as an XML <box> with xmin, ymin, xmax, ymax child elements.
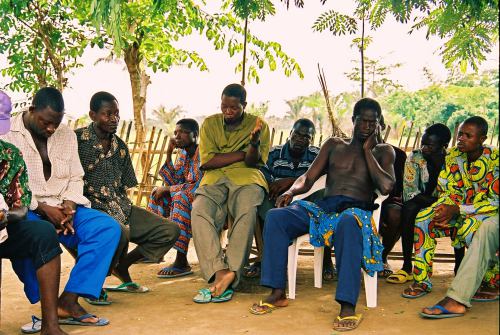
<box><xmin>191</xmin><ymin>83</ymin><xmax>270</xmax><ymax>303</ymax></box>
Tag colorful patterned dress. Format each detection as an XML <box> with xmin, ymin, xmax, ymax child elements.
<box><xmin>413</xmin><ymin>145</ymin><xmax>499</xmax><ymax>290</ymax></box>
<box><xmin>148</xmin><ymin>147</ymin><xmax>202</xmax><ymax>254</ymax></box>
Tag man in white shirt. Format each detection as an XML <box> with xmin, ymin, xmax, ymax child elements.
<box><xmin>0</xmin><ymin>90</ymin><xmax>66</xmax><ymax>334</ymax></box>
<box><xmin>1</xmin><ymin>87</ymin><xmax>120</xmax><ymax>328</ymax></box>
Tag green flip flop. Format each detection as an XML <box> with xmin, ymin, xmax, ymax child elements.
<box><xmin>193</xmin><ymin>288</ymin><xmax>212</xmax><ymax>303</ymax></box>
<box><xmin>84</xmin><ymin>290</ymin><xmax>112</xmax><ymax>305</ymax></box>
<box><xmin>212</xmin><ymin>288</ymin><xmax>234</xmax><ymax>303</ymax></box>
<box><xmin>104</xmin><ymin>282</ymin><xmax>149</xmax><ymax>293</ymax></box>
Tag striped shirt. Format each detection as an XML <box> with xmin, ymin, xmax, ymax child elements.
<box><xmin>261</xmin><ymin>142</ymin><xmax>319</xmax><ymax>183</ymax></box>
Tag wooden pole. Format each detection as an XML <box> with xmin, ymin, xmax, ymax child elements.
<box><xmin>136</xmin><ymin>127</ymin><xmax>156</xmax><ymax>206</ymax></box>
<box><xmin>404</xmin><ymin>121</ymin><xmax>414</xmax><ymax>152</ymax></box>
<box><xmin>383</xmin><ymin>125</ymin><xmax>391</xmax><ymax>143</ymax></box>
<box><xmin>490</xmin><ymin>118</ymin><xmax>497</xmax><ymax>145</ymax></box>
<box><xmin>451</xmin><ymin>122</ymin><xmax>459</xmax><ymax>147</ymax></box>
<box><xmin>241</xmin><ymin>17</ymin><xmax>248</xmax><ymax>86</ymax></box>
<box><xmin>398</xmin><ymin>123</ymin><xmax>407</xmax><ymax>148</ymax></box>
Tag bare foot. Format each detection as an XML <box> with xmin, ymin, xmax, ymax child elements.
<box><xmin>58</xmin><ymin>292</ymin><xmax>99</xmax><ymax>324</ymax></box>
<box><xmin>41</xmin><ymin>326</ymin><xmax>68</xmax><ymax>335</ymax></box>
<box><xmin>210</xmin><ymin>269</ymin><xmax>235</xmax><ymax>297</ymax></box>
<box><xmin>332</xmin><ymin>302</ymin><xmax>361</xmax><ymax>331</ymax></box>
<box><xmin>422</xmin><ymin>297</ymin><xmax>466</xmax><ymax>315</ymax></box>
<box><xmin>251</xmin><ymin>288</ymin><xmax>289</xmax><ymax>313</ymax></box>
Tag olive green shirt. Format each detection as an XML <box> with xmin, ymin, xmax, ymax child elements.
<box><xmin>199</xmin><ymin>113</ymin><xmax>270</xmax><ymax>191</ymax></box>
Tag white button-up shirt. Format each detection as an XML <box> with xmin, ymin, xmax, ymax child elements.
<box><xmin>0</xmin><ymin>113</ymin><xmax>90</xmax><ymax>210</ymax></box>
<box><xmin>0</xmin><ymin>194</ymin><xmax>8</xmax><ymax>243</ymax></box>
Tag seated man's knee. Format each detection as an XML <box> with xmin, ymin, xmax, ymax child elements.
<box><xmin>25</xmin><ymin>220</ymin><xmax>59</xmax><ymax>246</ymax></box>
<box><xmin>263</xmin><ymin>208</ymin><xmax>287</xmax><ymax>234</ymax></box>
<box><xmin>403</xmin><ymin>200</ymin><xmax>421</xmax><ymax>216</ymax></box>
<box><xmin>480</xmin><ymin>216</ymin><xmax>499</xmax><ymax>235</ymax></box>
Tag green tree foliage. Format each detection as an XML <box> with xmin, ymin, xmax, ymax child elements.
<box><xmin>149</xmin><ymin>104</ymin><xmax>185</xmax><ymax>133</ymax></box>
<box><xmin>382</xmin><ymin>70</ymin><xmax>499</xmax><ymax>136</ymax></box>
<box><xmin>306</xmin><ymin>0</ymin><xmax>499</xmax><ymax>73</ymax></box>
<box><xmin>284</xmin><ymin>96</ymin><xmax>306</xmax><ymax>121</ymax></box>
<box><xmin>246</xmin><ymin>101</ymin><xmax>269</xmax><ymax>118</ymax></box>
<box><xmin>87</xmin><ymin>0</ymin><xmax>303</xmax><ymax>145</ymax></box>
<box><xmin>0</xmin><ymin>0</ymin><xmax>102</xmax><ymax>92</ymax></box>
<box><xmin>345</xmin><ymin>57</ymin><xmax>402</xmax><ymax>97</ymax></box>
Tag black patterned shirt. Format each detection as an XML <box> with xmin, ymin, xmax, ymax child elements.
<box><xmin>75</xmin><ymin>124</ymin><xmax>137</xmax><ymax>224</ymax></box>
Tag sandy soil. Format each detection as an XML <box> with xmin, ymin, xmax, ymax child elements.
<box><xmin>1</xmin><ymin>240</ymin><xmax>498</xmax><ymax>335</ymax></box>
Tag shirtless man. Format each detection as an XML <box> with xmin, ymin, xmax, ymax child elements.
<box><xmin>250</xmin><ymin>98</ymin><xmax>395</xmax><ymax>332</ymax></box>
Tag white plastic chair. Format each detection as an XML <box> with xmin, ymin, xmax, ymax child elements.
<box><xmin>287</xmin><ymin>180</ymin><xmax>387</xmax><ymax>308</ymax></box>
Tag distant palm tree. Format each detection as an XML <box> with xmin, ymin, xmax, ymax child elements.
<box><xmin>285</xmin><ymin>96</ymin><xmax>306</xmax><ymax>121</ymax></box>
<box><xmin>152</xmin><ymin>105</ymin><xmax>184</xmax><ymax>129</ymax></box>
<box><xmin>304</xmin><ymin>91</ymin><xmax>326</xmax><ymax>136</ymax></box>
<box><xmin>247</xmin><ymin>101</ymin><xmax>269</xmax><ymax>118</ymax></box>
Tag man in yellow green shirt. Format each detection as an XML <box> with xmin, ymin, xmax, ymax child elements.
<box><xmin>191</xmin><ymin>83</ymin><xmax>270</xmax><ymax>303</ymax></box>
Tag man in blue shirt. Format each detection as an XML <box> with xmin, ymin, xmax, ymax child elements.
<box><xmin>245</xmin><ymin>119</ymin><xmax>331</xmax><ymax>278</ymax></box>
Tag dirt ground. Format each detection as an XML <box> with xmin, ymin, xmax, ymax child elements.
<box><xmin>1</xmin><ymin>240</ymin><xmax>498</xmax><ymax>335</ymax></box>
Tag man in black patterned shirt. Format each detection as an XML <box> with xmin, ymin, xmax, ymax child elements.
<box><xmin>76</xmin><ymin>92</ymin><xmax>179</xmax><ymax>298</ymax></box>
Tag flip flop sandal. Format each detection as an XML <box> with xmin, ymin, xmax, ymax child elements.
<box><xmin>193</xmin><ymin>288</ymin><xmax>212</xmax><ymax>303</ymax></box>
<box><xmin>157</xmin><ymin>267</ymin><xmax>194</xmax><ymax>278</ymax></box>
<box><xmin>471</xmin><ymin>293</ymin><xmax>500</xmax><ymax>302</ymax></box>
<box><xmin>322</xmin><ymin>267</ymin><xmax>337</xmax><ymax>281</ymax></box>
<box><xmin>212</xmin><ymin>288</ymin><xmax>234</xmax><ymax>303</ymax></box>
<box><xmin>387</xmin><ymin>269</ymin><xmax>413</xmax><ymax>284</ymax></box>
<box><xmin>59</xmin><ymin>314</ymin><xmax>109</xmax><ymax>326</ymax></box>
<box><xmin>402</xmin><ymin>284</ymin><xmax>429</xmax><ymax>299</ymax></box>
<box><xmin>21</xmin><ymin>315</ymin><xmax>42</xmax><ymax>334</ymax></box>
<box><xmin>243</xmin><ymin>264</ymin><xmax>261</xmax><ymax>278</ymax></box>
<box><xmin>249</xmin><ymin>301</ymin><xmax>280</xmax><ymax>315</ymax></box>
<box><xmin>104</xmin><ymin>282</ymin><xmax>149</xmax><ymax>293</ymax></box>
<box><xmin>84</xmin><ymin>290</ymin><xmax>112</xmax><ymax>305</ymax></box>
<box><xmin>419</xmin><ymin>305</ymin><xmax>465</xmax><ymax>319</ymax></box>
<box><xmin>333</xmin><ymin>314</ymin><xmax>363</xmax><ymax>331</ymax></box>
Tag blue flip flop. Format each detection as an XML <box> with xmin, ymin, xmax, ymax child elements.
<box><xmin>59</xmin><ymin>313</ymin><xmax>110</xmax><ymax>326</ymax></box>
<box><xmin>157</xmin><ymin>267</ymin><xmax>194</xmax><ymax>279</ymax></box>
<box><xmin>212</xmin><ymin>288</ymin><xmax>234</xmax><ymax>303</ymax></box>
<box><xmin>419</xmin><ymin>304</ymin><xmax>464</xmax><ymax>319</ymax></box>
<box><xmin>193</xmin><ymin>288</ymin><xmax>212</xmax><ymax>303</ymax></box>
<box><xmin>21</xmin><ymin>315</ymin><xmax>42</xmax><ymax>334</ymax></box>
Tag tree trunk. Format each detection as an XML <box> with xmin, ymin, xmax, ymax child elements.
<box><xmin>124</xmin><ymin>43</ymin><xmax>150</xmax><ymax>148</ymax></box>
<box><xmin>360</xmin><ymin>12</ymin><xmax>365</xmax><ymax>98</ymax></box>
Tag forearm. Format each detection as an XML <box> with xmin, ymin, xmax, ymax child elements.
<box><xmin>286</xmin><ymin>174</ymin><xmax>315</xmax><ymax>196</ymax></box>
<box><xmin>364</xmin><ymin>149</ymin><xmax>394</xmax><ymax>195</ymax></box>
<box><xmin>244</xmin><ymin>144</ymin><xmax>261</xmax><ymax>167</ymax></box>
<box><xmin>201</xmin><ymin>151</ymin><xmax>245</xmax><ymax>170</ymax></box>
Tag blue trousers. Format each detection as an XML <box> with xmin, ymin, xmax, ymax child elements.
<box><xmin>260</xmin><ymin>197</ymin><xmax>363</xmax><ymax>306</ymax></box>
<box><xmin>11</xmin><ymin>206</ymin><xmax>121</xmax><ymax>302</ymax></box>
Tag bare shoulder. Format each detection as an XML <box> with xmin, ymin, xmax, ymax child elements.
<box><xmin>373</xmin><ymin>143</ymin><xmax>396</xmax><ymax>161</ymax></box>
<box><xmin>322</xmin><ymin>137</ymin><xmax>348</xmax><ymax>150</ymax></box>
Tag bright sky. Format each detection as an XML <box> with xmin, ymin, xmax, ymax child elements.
<box><xmin>1</xmin><ymin>1</ymin><xmax>498</xmax><ymax>121</ymax></box>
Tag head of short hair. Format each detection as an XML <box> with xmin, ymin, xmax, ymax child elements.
<box><xmin>292</xmin><ymin>118</ymin><xmax>316</xmax><ymax>134</ymax></box>
<box><xmin>221</xmin><ymin>83</ymin><xmax>247</xmax><ymax>104</ymax></box>
<box><xmin>33</xmin><ymin>87</ymin><xmax>64</xmax><ymax>113</ymax></box>
<box><xmin>176</xmin><ymin>118</ymin><xmax>199</xmax><ymax>136</ymax></box>
<box><xmin>352</xmin><ymin>98</ymin><xmax>382</xmax><ymax>119</ymax></box>
<box><xmin>425</xmin><ymin>123</ymin><xmax>451</xmax><ymax>146</ymax></box>
<box><xmin>462</xmin><ymin>116</ymin><xmax>488</xmax><ymax>136</ymax></box>
<box><xmin>90</xmin><ymin>91</ymin><xmax>117</xmax><ymax>112</ymax></box>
